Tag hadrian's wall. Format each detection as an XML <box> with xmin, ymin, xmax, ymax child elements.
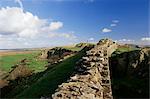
<box><xmin>52</xmin><ymin>39</ymin><xmax>118</xmax><ymax>99</ymax></box>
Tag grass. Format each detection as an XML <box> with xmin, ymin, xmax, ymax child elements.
<box><xmin>112</xmin><ymin>47</ymin><xmax>140</xmax><ymax>57</ymax></box>
<box><xmin>15</xmin><ymin>49</ymin><xmax>86</xmax><ymax>98</ymax></box>
<box><xmin>64</xmin><ymin>47</ymin><xmax>82</xmax><ymax>51</ymax></box>
<box><xmin>116</xmin><ymin>47</ymin><xmax>135</xmax><ymax>53</ymax></box>
<box><xmin>0</xmin><ymin>51</ymin><xmax>47</xmax><ymax>73</ymax></box>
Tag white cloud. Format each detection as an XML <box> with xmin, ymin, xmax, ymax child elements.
<box><xmin>110</xmin><ymin>23</ymin><xmax>117</xmax><ymax>27</ymax></box>
<box><xmin>0</xmin><ymin>7</ymin><xmax>78</xmax><ymax>49</ymax></box>
<box><xmin>0</xmin><ymin>32</ymin><xmax>77</xmax><ymax>49</ymax></box>
<box><xmin>0</xmin><ymin>7</ymin><xmax>63</xmax><ymax>38</ymax></box>
<box><xmin>118</xmin><ymin>39</ymin><xmax>135</xmax><ymax>42</ymax></box>
<box><xmin>102</xmin><ymin>28</ymin><xmax>112</xmax><ymax>33</ymax></box>
<box><xmin>49</xmin><ymin>32</ymin><xmax>76</xmax><ymax>39</ymax></box>
<box><xmin>15</xmin><ymin>0</ymin><xmax>23</xmax><ymax>9</ymax></box>
<box><xmin>112</xmin><ymin>20</ymin><xmax>119</xmax><ymax>23</ymax></box>
<box><xmin>89</xmin><ymin>37</ymin><xmax>94</xmax><ymax>41</ymax></box>
<box><xmin>49</xmin><ymin>22</ymin><xmax>63</xmax><ymax>31</ymax></box>
<box><xmin>141</xmin><ymin>37</ymin><xmax>150</xmax><ymax>41</ymax></box>
<box><xmin>0</xmin><ymin>7</ymin><xmax>45</xmax><ymax>37</ymax></box>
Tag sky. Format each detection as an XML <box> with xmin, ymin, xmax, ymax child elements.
<box><xmin>0</xmin><ymin>0</ymin><xmax>149</xmax><ymax>49</ymax></box>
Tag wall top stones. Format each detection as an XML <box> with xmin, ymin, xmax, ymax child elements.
<box><xmin>52</xmin><ymin>39</ymin><xmax>118</xmax><ymax>99</ymax></box>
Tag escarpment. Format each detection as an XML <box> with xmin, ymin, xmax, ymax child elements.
<box><xmin>52</xmin><ymin>39</ymin><xmax>118</xmax><ymax>99</ymax></box>
<box><xmin>110</xmin><ymin>47</ymin><xmax>150</xmax><ymax>98</ymax></box>
<box><xmin>39</xmin><ymin>47</ymin><xmax>74</xmax><ymax>66</ymax></box>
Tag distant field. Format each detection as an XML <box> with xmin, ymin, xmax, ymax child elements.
<box><xmin>0</xmin><ymin>51</ymin><xmax>47</xmax><ymax>73</ymax></box>
<box><xmin>0</xmin><ymin>51</ymin><xmax>34</xmax><ymax>57</ymax></box>
<box><xmin>0</xmin><ymin>46</ymin><xmax>82</xmax><ymax>73</ymax></box>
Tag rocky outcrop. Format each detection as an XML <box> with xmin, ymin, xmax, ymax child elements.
<box><xmin>0</xmin><ymin>59</ymin><xmax>33</xmax><ymax>90</ymax></box>
<box><xmin>7</xmin><ymin>59</ymin><xmax>33</xmax><ymax>80</ymax></box>
<box><xmin>110</xmin><ymin>47</ymin><xmax>150</xmax><ymax>78</ymax></box>
<box><xmin>39</xmin><ymin>49</ymin><xmax>49</xmax><ymax>59</ymax></box>
<box><xmin>52</xmin><ymin>39</ymin><xmax>118</xmax><ymax>99</ymax></box>
<box><xmin>75</xmin><ymin>43</ymin><xmax>94</xmax><ymax>48</ymax></box>
<box><xmin>110</xmin><ymin>47</ymin><xmax>150</xmax><ymax>98</ymax></box>
<box><xmin>47</xmin><ymin>47</ymin><xmax>73</xmax><ymax>61</ymax></box>
<box><xmin>39</xmin><ymin>47</ymin><xmax>74</xmax><ymax>65</ymax></box>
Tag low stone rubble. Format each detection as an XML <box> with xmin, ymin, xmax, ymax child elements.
<box><xmin>52</xmin><ymin>39</ymin><xmax>118</xmax><ymax>99</ymax></box>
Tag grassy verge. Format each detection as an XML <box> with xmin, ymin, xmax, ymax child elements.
<box><xmin>63</xmin><ymin>46</ymin><xmax>82</xmax><ymax>52</ymax></box>
<box><xmin>15</xmin><ymin>49</ymin><xmax>86</xmax><ymax>98</ymax></box>
<box><xmin>0</xmin><ymin>51</ymin><xmax>47</xmax><ymax>73</ymax></box>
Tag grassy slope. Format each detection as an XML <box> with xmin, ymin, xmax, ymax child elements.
<box><xmin>112</xmin><ymin>47</ymin><xmax>140</xmax><ymax>57</ymax></box>
<box><xmin>63</xmin><ymin>46</ymin><xmax>82</xmax><ymax>52</ymax></box>
<box><xmin>0</xmin><ymin>51</ymin><xmax>47</xmax><ymax>73</ymax></box>
<box><xmin>15</xmin><ymin>49</ymin><xmax>86</xmax><ymax>98</ymax></box>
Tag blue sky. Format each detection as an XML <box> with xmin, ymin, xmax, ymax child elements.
<box><xmin>0</xmin><ymin>0</ymin><xmax>149</xmax><ymax>49</ymax></box>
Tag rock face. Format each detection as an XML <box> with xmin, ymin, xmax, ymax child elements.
<box><xmin>0</xmin><ymin>59</ymin><xmax>33</xmax><ymax>89</ymax></box>
<box><xmin>39</xmin><ymin>47</ymin><xmax>74</xmax><ymax>65</ymax></box>
<box><xmin>39</xmin><ymin>49</ymin><xmax>49</xmax><ymax>59</ymax></box>
<box><xmin>47</xmin><ymin>47</ymin><xmax>73</xmax><ymax>61</ymax></box>
<box><xmin>111</xmin><ymin>47</ymin><xmax>150</xmax><ymax>78</ymax></box>
<box><xmin>75</xmin><ymin>43</ymin><xmax>94</xmax><ymax>48</ymax></box>
<box><xmin>110</xmin><ymin>47</ymin><xmax>150</xmax><ymax>98</ymax></box>
<box><xmin>52</xmin><ymin>39</ymin><xmax>118</xmax><ymax>99</ymax></box>
<box><xmin>7</xmin><ymin>59</ymin><xmax>33</xmax><ymax>80</ymax></box>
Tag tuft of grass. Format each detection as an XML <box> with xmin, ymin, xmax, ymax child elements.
<box><xmin>0</xmin><ymin>51</ymin><xmax>47</xmax><ymax>73</ymax></box>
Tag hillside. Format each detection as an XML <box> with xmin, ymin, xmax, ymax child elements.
<box><xmin>110</xmin><ymin>47</ymin><xmax>150</xmax><ymax>98</ymax></box>
<box><xmin>1</xmin><ymin>46</ymin><xmax>93</xmax><ymax>98</ymax></box>
<box><xmin>0</xmin><ymin>39</ymin><xmax>149</xmax><ymax>99</ymax></box>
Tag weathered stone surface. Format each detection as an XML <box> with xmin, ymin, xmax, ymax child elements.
<box><xmin>39</xmin><ymin>47</ymin><xmax>74</xmax><ymax>65</ymax></box>
<box><xmin>39</xmin><ymin>49</ymin><xmax>49</xmax><ymax>59</ymax></box>
<box><xmin>52</xmin><ymin>39</ymin><xmax>118</xmax><ymax>99</ymax></box>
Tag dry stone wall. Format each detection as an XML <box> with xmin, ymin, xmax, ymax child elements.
<box><xmin>52</xmin><ymin>39</ymin><xmax>118</xmax><ymax>99</ymax></box>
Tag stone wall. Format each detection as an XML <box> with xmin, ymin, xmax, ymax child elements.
<box><xmin>52</xmin><ymin>39</ymin><xmax>118</xmax><ymax>99</ymax></box>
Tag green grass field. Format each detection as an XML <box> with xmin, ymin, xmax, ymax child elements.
<box><xmin>0</xmin><ymin>46</ymin><xmax>83</xmax><ymax>73</ymax></box>
<box><xmin>0</xmin><ymin>51</ymin><xmax>47</xmax><ymax>73</ymax></box>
